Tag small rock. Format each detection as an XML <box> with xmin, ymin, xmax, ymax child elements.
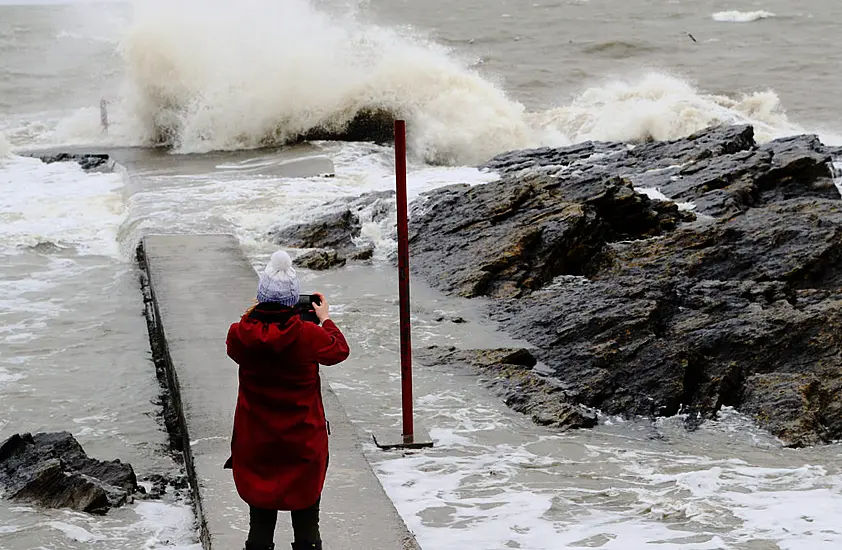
<box><xmin>349</xmin><ymin>245</ymin><xmax>375</xmax><ymax>262</ymax></box>
<box><xmin>0</xmin><ymin>432</ymin><xmax>138</xmax><ymax>515</ymax></box>
<box><xmin>36</xmin><ymin>153</ymin><xmax>111</xmax><ymax>171</ymax></box>
<box><xmin>270</xmin><ymin>210</ymin><xmax>361</xmax><ymax>251</ymax></box>
<box><xmin>294</xmin><ymin>249</ymin><xmax>347</xmax><ymax>270</ymax></box>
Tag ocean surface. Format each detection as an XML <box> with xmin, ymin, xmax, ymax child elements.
<box><xmin>1</xmin><ymin>0</ymin><xmax>841</xmax><ymax>549</ymax></box>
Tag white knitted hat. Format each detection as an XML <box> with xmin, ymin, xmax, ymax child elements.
<box><xmin>256</xmin><ymin>250</ymin><xmax>300</xmax><ymax>307</ymax></box>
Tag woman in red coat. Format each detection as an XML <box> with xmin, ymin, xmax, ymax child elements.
<box><xmin>226</xmin><ymin>250</ymin><xmax>350</xmax><ymax>550</ymax></box>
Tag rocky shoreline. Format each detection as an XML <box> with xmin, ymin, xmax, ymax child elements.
<box><xmin>406</xmin><ymin>125</ymin><xmax>842</xmax><ymax>447</ymax></box>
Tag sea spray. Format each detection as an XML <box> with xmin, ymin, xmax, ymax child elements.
<box><xmin>0</xmin><ymin>132</ymin><xmax>11</xmax><ymax>158</ymax></box>
<box><xmin>55</xmin><ymin>1</ymin><xmax>826</xmax><ymax>165</ymax></box>
<box><xmin>534</xmin><ymin>72</ymin><xmax>802</xmax><ymax>144</ymax></box>
<box><xmin>118</xmin><ymin>0</ymin><xmax>535</xmax><ymax>164</ymax></box>
<box><xmin>712</xmin><ymin>11</ymin><xmax>776</xmax><ymax>23</ymax></box>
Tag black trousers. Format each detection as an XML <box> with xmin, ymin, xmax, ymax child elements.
<box><xmin>247</xmin><ymin>498</ymin><xmax>321</xmax><ymax>546</ymax></box>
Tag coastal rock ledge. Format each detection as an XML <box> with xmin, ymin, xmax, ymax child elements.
<box><xmin>409</xmin><ymin>124</ymin><xmax>842</xmax><ymax>447</ymax></box>
<box><xmin>0</xmin><ymin>432</ymin><xmax>138</xmax><ymax>514</ymax></box>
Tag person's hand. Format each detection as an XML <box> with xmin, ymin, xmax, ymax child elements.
<box><xmin>312</xmin><ymin>293</ymin><xmax>330</xmax><ymax>322</ymax></box>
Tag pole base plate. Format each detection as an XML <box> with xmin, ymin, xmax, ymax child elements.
<box><xmin>372</xmin><ymin>428</ymin><xmax>434</xmax><ymax>451</ymax></box>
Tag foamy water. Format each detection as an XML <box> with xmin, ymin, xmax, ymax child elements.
<box><xmin>3</xmin><ymin>0</ymin><xmax>842</xmax><ymax>548</ymax></box>
<box><xmin>0</xmin><ymin>156</ymin><xmax>126</xmax><ymax>256</ymax></box>
<box><xmin>0</xmin><ymin>132</ymin><xmax>11</xmax><ymax>158</ymax></box>
<box><xmin>712</xmin><ymin>11</ymin><xmax>777</xmax><ymax>23</ymax></box>
<box><xmin>22</xmin><ymin>0</ymin><xmax>831</xmax><ymax>165</ymax></box>
<box><xmin>0</xmin><ymin>155</ymin><xmax>201</xmax><ymax>549</ymax></box>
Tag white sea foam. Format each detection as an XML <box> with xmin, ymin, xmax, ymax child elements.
<box><xmin>33</xmin><ymin>0</ymin><xmax>827</xmax><ymax>166</ymax></box>
<box><xmin>712</xmin><ymin>10</ymin><xmax>776</xmax><ymax>23</ymax></box>
<box><xmin>0</xmin><ymin>155</ymin><xmax>127</xmax><ymax>257</ymax></box>
<box><xmin>133</xmin><ymin>500</ymin><xmax>202</xmax><ymax>550</ymax></box>
<box><xmin>110</xmin><ymin>0</ymin><xmax>534</xmax><ymax>164</ymax></box>
<box><xmin>0</xmin><ymin>132</ymin><xmax>11</xmax><ymax>158</ymax></box>
<box><xmin>534</xmin><ymin>72</ymin><xmax>802</xmax><ymax>144</ymax></box>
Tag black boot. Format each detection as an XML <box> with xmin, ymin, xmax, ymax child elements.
<box><xmin>291</xmin><ymin>543</ymin><xmax>321</xmax><ymax>550</ymax></box>
<box><xmin>245</xmin><ymin>544</ymin><xmax>274</xmax><ymax>550</ymax></box>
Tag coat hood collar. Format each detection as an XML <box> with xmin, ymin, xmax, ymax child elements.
<box><xmin>233</xmin><ymin>303</ymin><xmax>304</xmax><ymax>352</ymax></box>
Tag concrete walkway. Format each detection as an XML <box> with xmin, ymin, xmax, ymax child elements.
<box><xmin>138</xmin><ymin>234</ymin><xmax>420</xmax><ymax>550</ymax></box>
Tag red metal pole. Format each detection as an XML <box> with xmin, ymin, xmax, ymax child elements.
<box><xmin>394</xmin><ymin>119</ymin><xmax>414</xmax><ymax>443</ymax></box>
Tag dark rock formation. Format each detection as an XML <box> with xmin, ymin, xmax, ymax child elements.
<box><xmin>299</xmin><ymin>109</ymin><xmax>395</xmax><ymax>145</ymax></box>
<box><xmin>294</xmin><ymin>249</ymin><xmax>347</xmax><ymax>270</ymax></box>
<box><xmin>411</xmin><ymin>125</ymin><xmax>842</xmax><ymax>446</ymax></box>
<box><xmin>0</xmin><ymin>432</ymin><xmax>138</xmax><ymax>514</ymax></box>
<box><xmin>416</xmin><ymin>347</ymin><xmax>598</xmax><ymax>431</ymax></box>
<box><xmin>270</xmin><ymin>191</ymin><xmax>396</xmax><ymax>268</ymax></box>
<box><xmin>482</xmin><ymin>125</ymin><xmax>838</xmax><ymax>220</ymax></box>
<box><xmin>155</xmin><ymin>108</ymin><xmax>395</xmax><ymax>149</ymax></box>
<box><xmin>409</xmin><ymin>174</ymin><xmax>690</xmax><ymax>299</ymax></box>
<box><xmin>36</xmin><ymin>153</ymin><xmax>110</xmax><ymax>171</ymax></box>
<box><xmin>271</xmin><ymin>209</ymin><xmax>361</xmax><ymax>251</ymax></box>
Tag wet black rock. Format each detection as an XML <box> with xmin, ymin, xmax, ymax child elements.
<box><xmin>294</xmin><ymin>249</ymin><xmax>347</xmax><ymax>270</ymax></box>
<box><xmin>300</xmin><ymin>109</ymin><xmax>396</xmax><ymax>144</ymax></box>
<box><xmin>136</xmin><ymin>473</ymin><xmax>189</xmax><ymax>500</ymax></box>
<box><xmin>409</xmin><ymin>174</ymin><xmax>689</xmax><ymax>299</ymax></box>
<box><xmin>416</xmin><ymin>347</ymin><xmax>598</xmax><ymax>431</ymax></box>
<box><xmin>271</xmin><ymin>191</ymin><xmax>396</xmax><ymax>266</ymax></box>
<box><xmin>270</xmin><ymin>209</ymin><xmax>361</xmax><ymax>251</ymax></box>
<box><xmin>0</xmin><ymin>432</ymin><xmax>138</xmax><ymax>514</ymax></box>
<box><xmin>36</xmin><ymin>153</ymin><xmax>111</xmax><ymax>171</ymax></box>
<box><xmin>411</xmin><ymin>125</ymin><xmax>842</xmax><ymax>446</ymax></box>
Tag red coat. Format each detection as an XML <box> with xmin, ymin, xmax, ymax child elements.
<box><xmin>226</xmin><ymin>304</ymin><xmax>350</xmax><ymax>511</ymax></box>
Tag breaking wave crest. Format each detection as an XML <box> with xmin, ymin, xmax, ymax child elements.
<box><xmin>50</xmin><ymin>0</ymin><xmax>822</xmax><ymax>164</ymax></box>
<box><xmin>712</xmin><ymin>11</ymin><xmax>776</xmax><ymax>23</ymax></box>
<box><xmin>533</xmin><ymin>72</ymin><xmax>801</xmax><ymax>144</ymax></box>
<box><xmin>0</xmin><ymin>132</ymin><xmax>11</xmax><ymax>158</ymax></box>
<box><xmin>117</xmin><ymin>0</ymin><xmax>535</xmax><ymax>164</ymax></box>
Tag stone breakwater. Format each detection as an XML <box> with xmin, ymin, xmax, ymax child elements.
<box><xmin>407</xmin><ymin>125</ymin><xmax>842</xmax><ymax>448</ymax></box>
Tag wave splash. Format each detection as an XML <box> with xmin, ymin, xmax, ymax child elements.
<box><xmin>712</xmin><ymin>11</ymin><xmax>776</xmax><ymax>23</ymax></box>
<box><xmin>50</xmin><ymin>0</ymin><xmax>822</xmax><ymax>164</ymax></box>
<box><xmin>533</xmin><ymin>72</ymin><xmax>800</xmax><ymax>145</ymax></box>
<box><xmin>0</xmin><ymin>132</ymin><xmax>11</xmax><ymax>158</ymax></box>
<box><xmin>117</xmin><ymin>0</ymin><xmax>534</xmax><ymax>164</ymax></box>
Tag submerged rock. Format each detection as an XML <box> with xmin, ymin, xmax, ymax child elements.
<box><xmin>36</xmin><ymin>153</ymin><xmax>111</xmax><ymax>171</ymax></box>
<box><xmin>411</xmin><ymin>125</ymin><xmax>842</xmax><ymax>446</ymax></box>
<box><xmin>294</xmin><ymin>249</ymin><xmax>347</xmax><ymax>270</ymax></box>
<box><xmin>416</xmin><ymin>347</ymin><xmax>598</xmax><ymax>431</ymax></box>
<box><xmin>0</xmin><ymin>432</ymin><xmax>138</xmax><ymax>514</ymax></box>
<box><xmin>270</xmin><ymin>191</ymin><xmax>396</xmax><ymax>267</ymax></box>
<box><xmin>270</xmin><ymin>209</ymin><xmax>361</xmax><ymax>251</ymax></box>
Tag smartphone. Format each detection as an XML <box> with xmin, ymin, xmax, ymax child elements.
<box><xmin>296</xmin><ymin>294</ymin><xmax>322</xmax><ymax>325</ymax></box>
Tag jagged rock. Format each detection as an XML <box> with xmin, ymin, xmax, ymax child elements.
<box><xmin>0</xmin><ymin>432</ymin><xmax>138</xmax><ymax>514</ymax></box>
<box><xmin>409</xmin><ymin>174</ymin><xmax>690</xmax><ymax>299</ymax></box>
<box><xmin>272</xmin><ymin>191</ymin><xmax>396</xmax><ymax>260</ymax></box>
<box><xmin>270</xmin><ymin>210</ymin><xmax>361</xmax><ymax>251</ymax></box>
<box><xmin>136</xmin><ymin>473</ymin><xmax>189</xmax><ymax>500</ymax></box>
<box><xmin>412</xmin><ymin>125</ymin><xmax>842</xmax><ymax>446</ymax></box>
<box><xmin>740</xmin><ymin>373</ymin><xmax>829</xmax><ymax>448</ymax></box>
<box><xmin>416</xmin><ymin>347</ymin><xmax>598</xmax><ymax>431</ymax></box>
<box><xmin>36</xmin><ymin>153</ymin><xmax>111</xmax><ymax>171</ymax></box>
<box><xmin>349</xmin><ymin>245</ymin><xmax>375</xmax><ymax>262</ymax></box>
<box><xmin>294</xmin><ymin>249</ymin><xmax>347</xmax><ymax>270</ymax></box>
<box><xmin>481</xmin><ymin>125</ymin><xmax>837</xmax><ymax>220</ymax></box>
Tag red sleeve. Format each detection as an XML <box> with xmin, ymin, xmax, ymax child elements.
<box><xmin>226</xmin><ymin>322</ymin><xmax>243</xmax><ymax>365</ymax></box>
<box><xmin>309</xmin><ymin>319</ymin><xmax>350</xmax><ymax>366</ymax></box>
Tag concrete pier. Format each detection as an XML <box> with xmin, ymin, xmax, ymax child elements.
<box><xmin>138</xmin><ymin>234</ymin><xmax>420</xmax><ymax>550</ymax></box>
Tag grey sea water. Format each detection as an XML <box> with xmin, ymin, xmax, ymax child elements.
<box><xmin>1</xmin><ymin>0</ymin><xmax>841</xmax><ymax>549</ymax></box>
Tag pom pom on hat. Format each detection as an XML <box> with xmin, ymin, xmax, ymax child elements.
<box><xmin>257</xmin><ymin>250</ymin><xmax>300</xmax><ymax>306</ymax></box>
